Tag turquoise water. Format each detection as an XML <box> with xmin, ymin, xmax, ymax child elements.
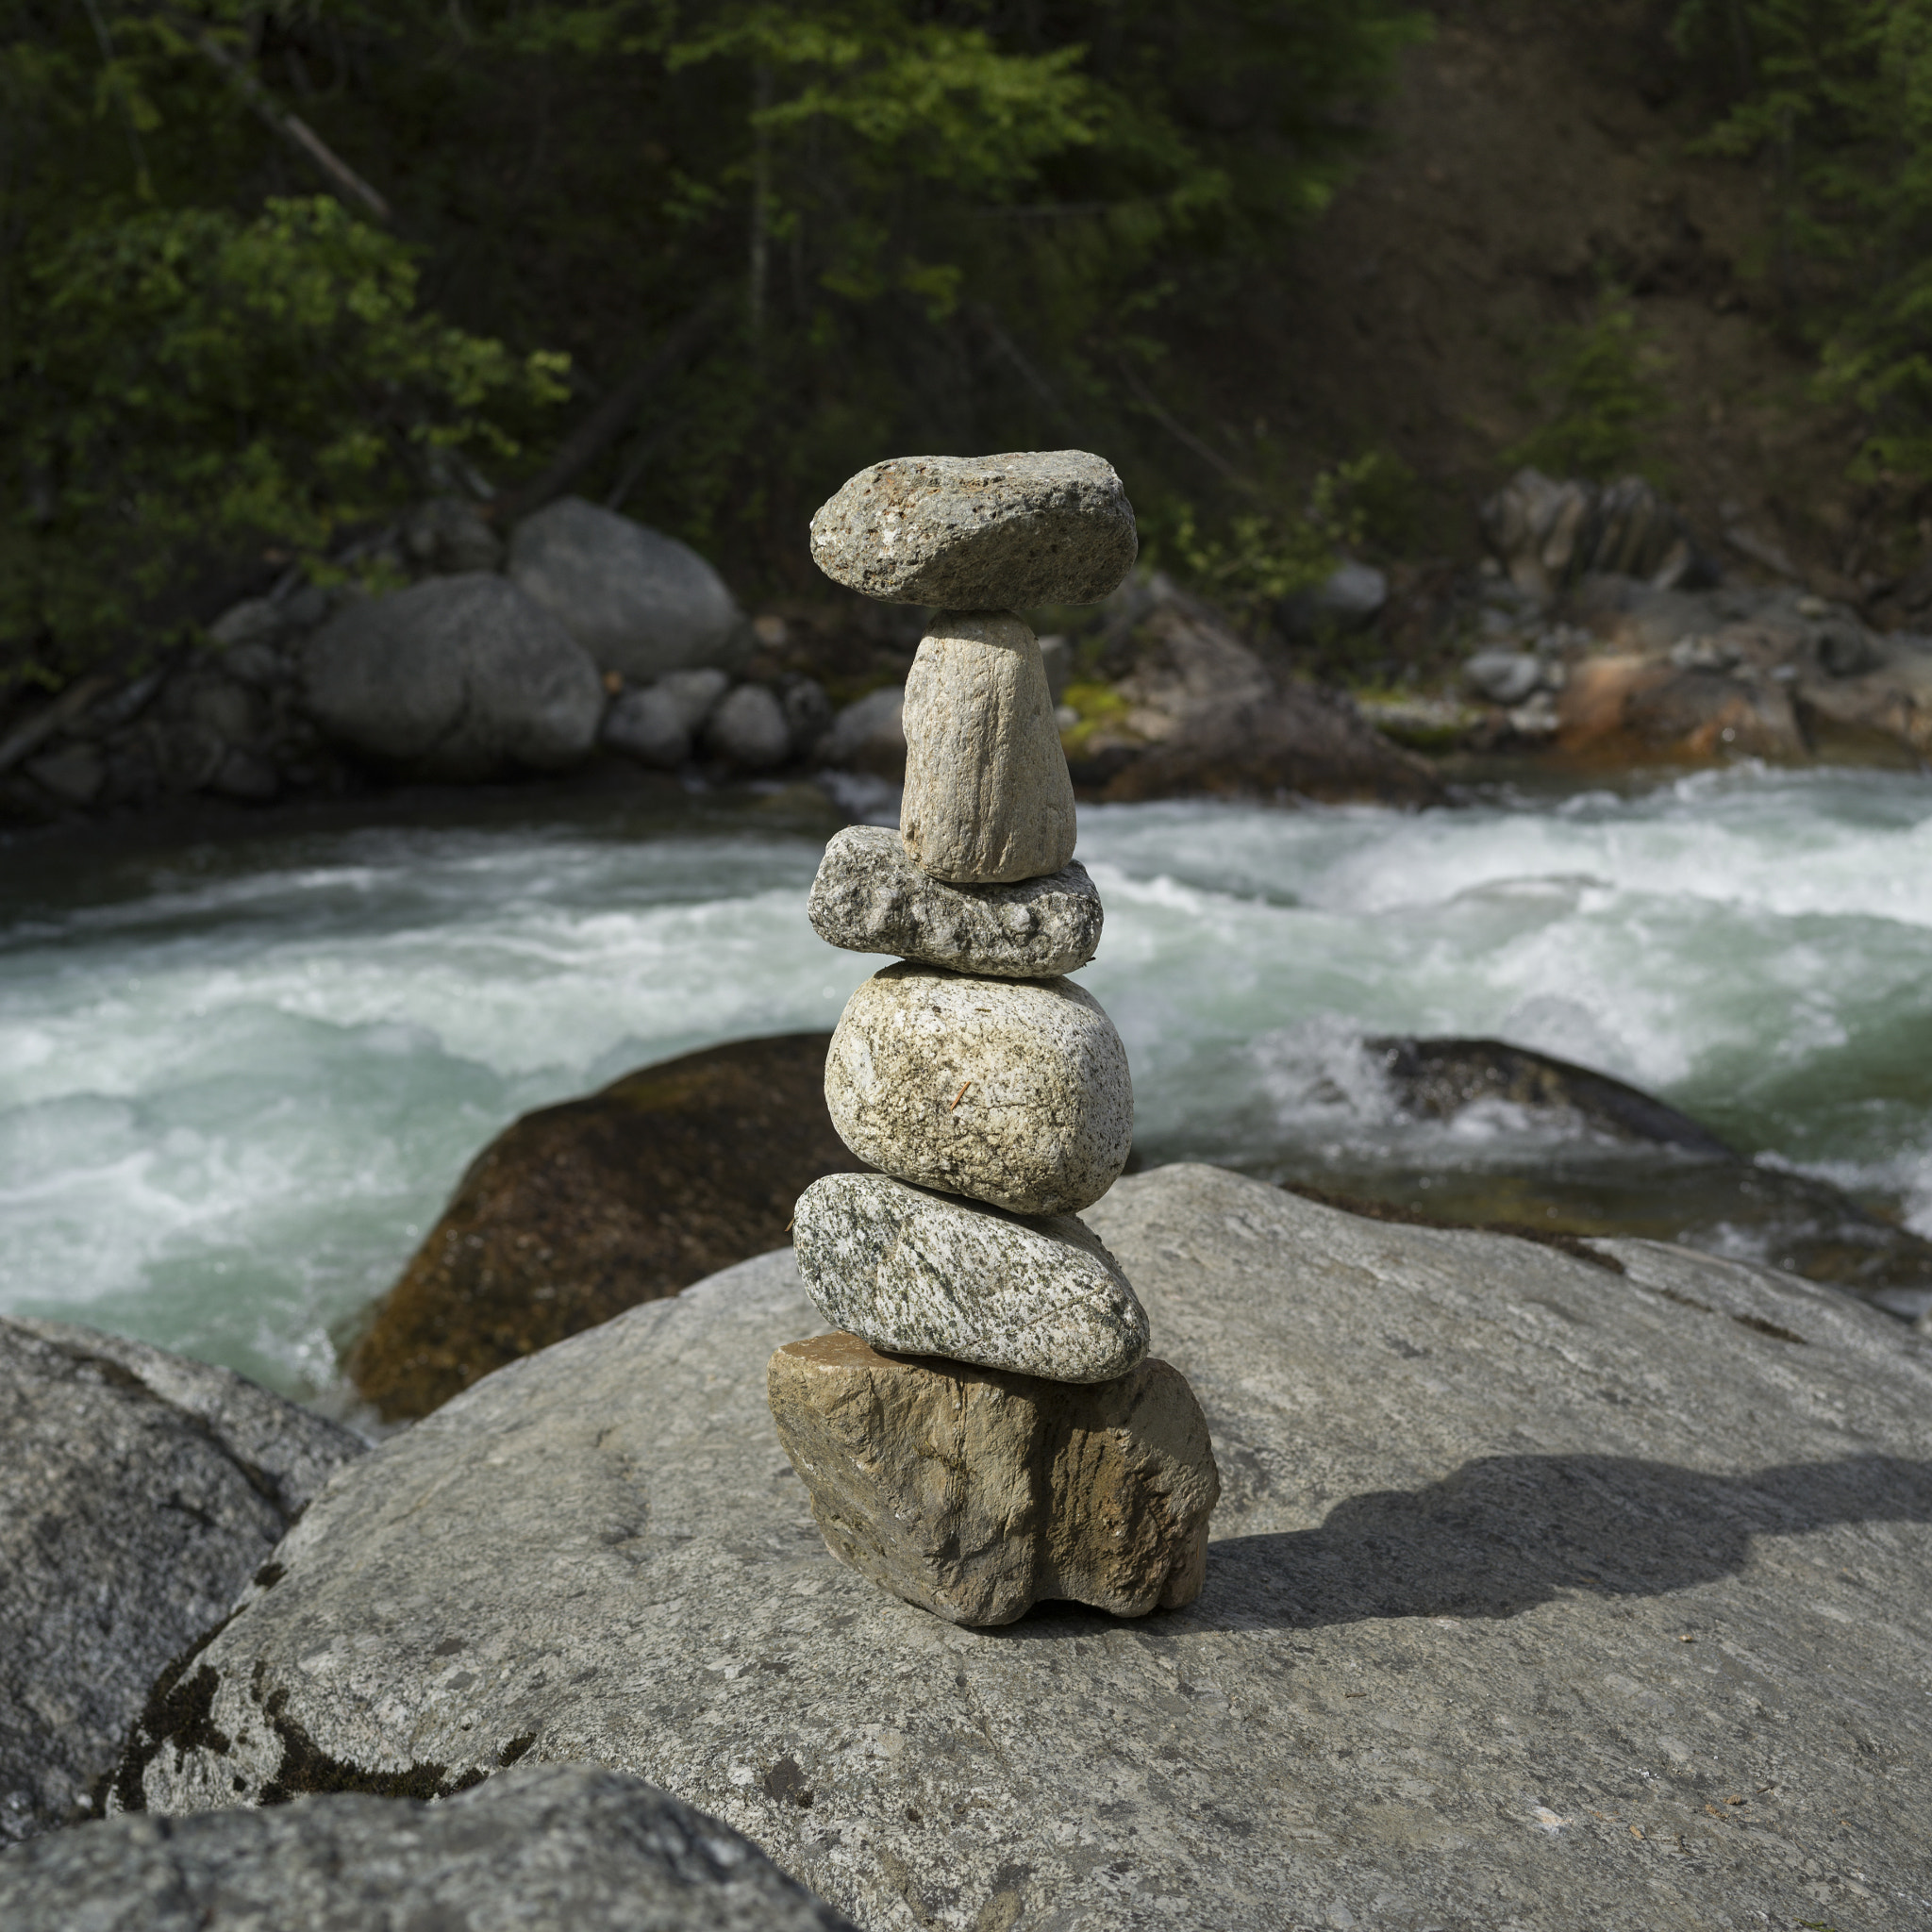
<box><xmin>2</xmin><ymin>763</ymin><xmax>1928</xmax><ymax>1401</ymax></box>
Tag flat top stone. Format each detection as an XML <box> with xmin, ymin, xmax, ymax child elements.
<box><xmin>809</xmin><ymin>452</ymin><xmax>1138</xmax><ymax>608</ymax></box>
<box><xmin>808</xmin><ymin>824</ymin><xmax>1102</xmax><ymax>976</ymax></box>
<box><xmin>0</xmin><ymin>1761</ymin><xmax>856</xmax><ymax>1931</ymax></box>
<box><xmin>116</xmin><ymin>1168</ymin><xmax>1932</xmax><ymax>1929</ymax></box>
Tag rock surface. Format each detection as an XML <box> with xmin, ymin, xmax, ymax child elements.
<box><xmin>769</xmin><ymin>1335</ymin><xmax>1213</xmax><ymax>1626</ymax></box>
<box><xmin>817</xmin><ymin>687</ymin><xmax>906</xmax><ymax>778</ymax></box>
<box><xmin>508</xmin><ymin>496</ymin><xmax>745</xmax><ymax>682</ymax></box>
<box><xmin>0</xmin><ymin>1318</ymin><xmax>361</xmax><ymax>1846</ymax></box>
<box><xmin>0</xmin><ymin>1761</ymin><xmax>856</xmax><ymax>1931</ymax></box>
<box><xmin>348</xmin><ymin>1034</ymin><xmax>865</xmax><ymax>1420</ymax></box>
<box><xmin>807</xmin><ymin>824</ymin><xmax>1102</xmax><ymax>976</ymax></box>
<box><xmin>824</xmin><ymin>963</ymin><xmax>1131</xmax><ymax>1215</ymax></box>
<box><xmin>704</xmin><ymin>683</ymin><xmax>791</xmax><ymax>769</ymax></box>
<box><xmin>602</xmin><ymin>668</ymin><xmax>729</xmax><ymax>767</ymax></box>
<box><xmin>791</xmin><ymin>1172</ymin><xmax>1146</xmax><ymax>1381</ymax></box>
<box><xmin>899</xmin><ymin>612</ymin><xmax>1076</xmax><ymax>883</ymax></box>
<box><xmin>1068</xmin><ymin>591</ymin><xmax>1443</xmax><ymax>807</ymax></box>
<box><xmin>299</xmin><ymin>575</ymin><xmax>605</xmax><ymax>780</ymax></box>
<box><xmin>809</xmin><ymin>451</ymin><xmax>1138</xmax><ymax>608</ymax></box>
<box><xmin>115</xmin><ymin>1164</ymin><xmax>1932</xmax><ymax>1929</ymax></box>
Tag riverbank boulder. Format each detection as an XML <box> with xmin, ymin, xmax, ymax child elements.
<box><xmin>300</xmin><ymin>575</ymin><xmax>606</xmax><ymax>780</ymax></box>
<box><xmin>1067</xmin><ymin>591</ymin><xmax>1442</xmax><ymax>805</ymax></box>
<box><xmin>117</xmin><ymin>1164</ymin><xmax>1932</xmax><ymax>1929</ymax></box>
<box><xmin>0</xmin><ymin>1319</ymin><xmax>361</xmax><ymax>1847</ymax></box>
<box><xmin>509</xmin><ymin>497</ymin><xmax>746</xmax><ymax>682</ymax></box>
<box><xmin>0</xmin><ymin>1762</ymin><xmax>856</xmax><ymax>1931</ymax></box>
<box><xmin>347</xmin><ymin>1034</ymin><xmax>866</xmax><ymax>1420</ymax></box>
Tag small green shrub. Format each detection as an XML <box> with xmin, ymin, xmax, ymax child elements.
<box><xmin>1505</xmin><ymin>291</ymin><xmax>1670</xmax><ymax>483</ymax></box>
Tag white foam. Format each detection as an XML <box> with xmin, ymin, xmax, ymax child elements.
<box><xmin>2</xmin><ymin>766</ymin><xmax>1927</xmax><ymax>1392</ymax></box>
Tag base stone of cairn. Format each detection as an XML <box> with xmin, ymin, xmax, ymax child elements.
<box><xmin>775</xmin><ymin>447</ymin><xmax>1219</xmax><ymax>1627</ymax></box>
<box><xmin>768</xmin><ymin>1335</ymin><xmax>1218</xmax><ymax>1627</ymax></box>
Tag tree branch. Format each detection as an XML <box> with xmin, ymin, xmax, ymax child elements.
<box><xmin>494</xmin><ymin>294</ymin><xmax>729</xmax><ymax>524</ymax></box>
<box><xmin>166</xmin><ymin>11</ymin><xmax>392</xmax><ymax>223</ymax></box>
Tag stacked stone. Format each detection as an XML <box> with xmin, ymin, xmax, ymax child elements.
<box><xmin>767</xmin><ymin>452</ymin><xmax>1221</xmax><ymax>1629</ymax></box>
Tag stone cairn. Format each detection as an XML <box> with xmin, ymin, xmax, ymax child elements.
<box><xmin>766</xmin><ymin>451</ymin><xmax>1222</xmax><ymax>1628</ymax></box>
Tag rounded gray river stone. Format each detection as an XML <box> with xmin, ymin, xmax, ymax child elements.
<box><xmin>824</xmin><ymin>963</ymin><xmax>1131</xmax><ymax>1215</ymax></box>
<box><xmin>299</xmin><ymin>575</ymin><xmax>605</xmax><ymax>780</ymax></box>
<box><xmin>807</xmin><ymin>824</ymin><xmax>1102</xmax><ymax>977</ymax></box>
<box><xmin>508</xmin><ymin>496</ymin><xmax>746</xmax><ymax>683</ymax></box>
<box><xmin>899</xmin><ymin>612</ymin><xmax>1076</xmax><ymax>884</ymax></box>
<box><xmin>0</xmin><ymin>1318</ymin><xmax>362</xmax><ymax>1847</ymax></box>
<box><xmin>768</xmin><ymin>1335</ymin><xmax>1211</xmax><ymax>1624</ymax></box>
<box><xmin>791</xmin><ymin>1171</ymin><xmax>1146</xmax><ymax>1381</ymax></box>
<box><xmin>108</xmin><ymin>1166</ymin><xmax>1932</xmax><ymax>1931</ymax></box>
<box><xmin>808</xmin><ymin>451</ymin><xmax>1138</xmax><ymax>608</ymax></box>
<box><xmin>0</xmin><ymin>1760</ymin><xmax>855</xmax><ymax>1930</ymax></box>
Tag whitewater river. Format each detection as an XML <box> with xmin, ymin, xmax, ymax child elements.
<box><xmin>3</xmin><ymin>762</ymin><xmax>1929</xmax><ymax>1405</ymax></box>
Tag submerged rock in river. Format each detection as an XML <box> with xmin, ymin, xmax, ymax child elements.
<box><xmin>348</xmin><ymin>1033</ymin><xmax>864</xmax><ymax>1421</ymax></box>
<box><xmin>113</xmin><ymin>1165</ymin><xmax>1932</xmax><ymax>1928</ymax></box>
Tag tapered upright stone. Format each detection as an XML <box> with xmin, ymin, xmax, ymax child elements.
<box><xmin>808</xmin><ymin>824</ymin><xmax>1102</xmax><ymax>977</ymax></box>
<box><xmin>768</xmin><ymin>1335</ymin><xmax>1218</xmax><ymax>1626</ymax></box>
<box><xmin>900</xmin><ymin>612</ymin><xmax>1076</xmax><ymax>884</ymax></box>
<box><xmin>825</xmin><ymin>963</ymin><xmax>1132</xmax><ymax>1216</ymax></box>
<box><xmin>792</xmin><ymin>1171</ymin><xmax>1147</xmax><ymax>1382</ymax></box>
<box><xmin>809</xmin><ymin>451</ymin><xmax>1139</xmax><ymax>608</ymax></box>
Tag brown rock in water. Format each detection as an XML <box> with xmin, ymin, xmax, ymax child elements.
<box><xmin>349</xmin><ymin>1034</ymin><xmax>864</xmax><ymax>1420</ymax></box>
<box><xmin>766</xmin><ymin>1334</ymin><xmax>1218</xmax><ymax>1626</ymax></box>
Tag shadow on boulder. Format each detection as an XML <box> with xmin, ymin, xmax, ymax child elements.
<box><xmin>1196</xmin><ymin>1452</ymin><xmax>1932</xmax><ymax>1631</ymax></box>
<box><xmin>347</xmin><ymin>1033</ymin><xmax>864</xmax><ymax>1420</ymax></box>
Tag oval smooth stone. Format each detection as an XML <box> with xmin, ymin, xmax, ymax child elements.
<box><xmin>808</xmin><ymin>450</ymin><xmax>1139</xmax><ymax>609</ymax></box>
<box><xmin>899</xmin><ymin>611</ymin><xmax>1075</xmax><ymax>885</ymax></box>
<box><xmin>824</xmin><ymin>964</ymin><xmax>1132</xmax><ymax>1216</ymax></box>
<box><xmin>791</xmin><ymin>1171</ymin><xmax>1148</xmax><ymax>1383</ymax></box>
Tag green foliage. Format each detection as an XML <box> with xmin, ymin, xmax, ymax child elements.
<box><xmin>1149</xmin><ymin>450</ymin><xmax>1421</xmax><ymax>621</ymax></box>
<box><xmin>1</xmin><ymin>0</ymin><xmax>1426</xmax><ymax>686</ymax></box>
<box><xmin>1505</xmin><ymin>291</ymin><xmax>1669</xmax><ymax>483</ymax></box>
<box><xmin>1673</xmin><ymin>0</ymin><xmax>1932</xmax><ymax>480</ymax></box>
<box><xmin>8</xmin><ymin>197</ymin><xmax>563</xmax><ymax>677</ymax></box>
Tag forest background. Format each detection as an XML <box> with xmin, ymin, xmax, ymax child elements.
<box><xmin>7</xmin><ymin>0</ymin><xmax>1932</xmax><ymax>697</ymax></box>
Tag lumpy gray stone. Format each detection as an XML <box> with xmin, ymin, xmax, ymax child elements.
<box><xmin>791</xmin><ymin>1171</ymin><xmax>1146</xmax><ymax>1381</ymax></box>
<box><xmin>899</xmin><ymin>611</ymin><xmax>1076</xmax><ymax>883</ymax></box>
<box><xmin>602</xmin><ymin>669</ymin><xmax>729</xmax><ymax>768</ymax></box>
<box><xmin>0</xmin><ymin>1318</ymin><xmax>362</xmax><ymax>1847</ymax></box>
<box><xmin>108</xmin><ymin>1167</ymin><xmax>1932</xmax><ymax>1930</ymax></box>
<box><xmin>808</xmin><ymin>450</ymin><xmax>1138</xmax><ymax>608</ymax></box>
<box><xmin>807</xmin><ymin>824</ymin><xmax>1102</xmax><ymax>976</ymax></box>
<box><xmin>824</xmin><ymin>962</ymin><xmax>1132</xmax><ymax>1215</ymax></box>
<box><xmin>508</xmin><ymin>496</ymin><xmax>746</xmax><ymax>682</ymax></box>
<box><xmin>0</xmin><ymin>1761</ymin><xmax>855</xmax><ymax>1931</ymax></box>
<box><xmin>703</xmin><ymin>683</ymin><xmax>791</xmax><ymax>769</ymax></box>
<box><xmin>768</xmin><ymin>1335</ymin><xmax>1212</xmax><ymax>1624</ymax></box>
<box><xmin>299</xmin><ymin>575</ymin><xmax>605</xmax><ymax>780</ymax></box>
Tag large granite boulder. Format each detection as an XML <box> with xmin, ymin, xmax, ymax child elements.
<box><xmin>347</xmin><ymin>1034</ymin><xmax>866</xmax><ymax>1421</ymax></box>
<box><xmin>508</xmin><ymin>497</ymin><xmax>746</xmax><ymax>682</ymax></box>
<box><xmin>300</xmin><ymin>575</ymin><xmax>605</xmax><ymax>780</ymax></box>
<box><xmin>0</xmin><ymin>1761</ymin><xmax>855</xmax><ymax>1931</ymax></box>
<box><xmin>112</xmin><ymin>1166</ymin><xmax>1932</xmax><ymax>1929</ymax></box>
<box><xmin>0</xmin><ymin>1319</ymin><xmax>361</xmax><ymax>1846</ymax></box>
